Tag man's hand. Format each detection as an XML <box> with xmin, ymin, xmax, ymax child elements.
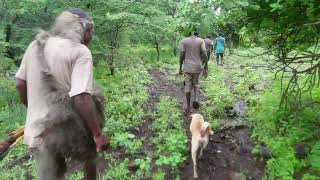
<box><xmin>94</xmin><ymin>133</ymin><xmax>110</xmax><ymax>152</ymax></box>
<box><xmin>73</xmin><ymin>94</ymin><xmax>109</xmax><ymax>152</ymax></box>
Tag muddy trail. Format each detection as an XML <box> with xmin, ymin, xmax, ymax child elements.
<box><xmin>145</xmin><ymin>68</ymin><xmax>265</xmax><ymax>180</ymax></box>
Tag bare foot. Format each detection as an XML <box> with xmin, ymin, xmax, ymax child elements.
<box><xmin>183</xmin><ymin>106</ymin><xmax>191</xmax><ymax>115</ymax></box>
<box><xmin>192</xmin><ymin>101</ymin><xmax>200</xmax><ymax>109</ymax></box>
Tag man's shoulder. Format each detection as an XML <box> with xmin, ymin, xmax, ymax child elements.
<box><xmin>182</xmin><ymin>36</ymin><xmax>191</xmax><ymax>41</ymax></box>
<box><xmin>27</xmin><ymin>40</ymin><xmax>38</xmax><ymax>50</ymax></box>
<box><xmin>204</xmin><ymin>38</ymin><xmax>212</xmax><ymax>43</ymax></box>
<box><xmin>48</xmin><ymin>37</ymin><xmax>81</xmax><ymax>47</ymax></box>
<box><xmin>195</xmin><ymin>37</ymin><xmax>204</xmax><ymax>43</ymax></box>
<box><xmin>48</xmin><ymin>37</ymin><xmax>90</xmax><ymax>53</ymax></box>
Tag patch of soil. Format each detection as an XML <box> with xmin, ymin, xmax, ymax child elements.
<box><xmin>180</xmin><ymin>127</ymin><xmax>265</xmax><ymax>180</ymax></box>
<box><xmin>140</xmin><ymin>68</ymin><xmax>208</xmax><ymax>178</ymax></box>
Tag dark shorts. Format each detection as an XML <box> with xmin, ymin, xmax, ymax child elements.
<box><xmin>216</xmin><ymin>53</ymin><xmax>224</xmax><ymax>58</ymax></box>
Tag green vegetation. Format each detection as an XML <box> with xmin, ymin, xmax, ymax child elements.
<box><xmin>202</xmin><ymin>48</ymin><xmax>272</xmax><ymax>119</ymax></box>
<box><xmin>248</xmin><ymin>83</ymin><xmax>320</xmax><ymax>179</ymax></box>
<box><xmin>152</xmin><ymin>97</ymin><xmax>187</xmax><ymax>177</ymax></box>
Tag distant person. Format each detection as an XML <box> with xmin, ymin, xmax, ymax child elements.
<box><xmin>179</xmin><ymin>32</ymin><xmax>208</xmax><ymax>114</ymax></box>
<box><xmin>204</xmin><ymin>35</ymin><xmax>214</xmax><ymax>61</ymax></box>
<box><xmin>214</xmin><ymin>33</ymin><xmax>225</xmax><ymax>65</ymax></box>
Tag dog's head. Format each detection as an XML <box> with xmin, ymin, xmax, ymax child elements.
<box><xmin>200</xmin><ymin>122</ymin><xmax>214</xmax><ymax>137</ymax></box>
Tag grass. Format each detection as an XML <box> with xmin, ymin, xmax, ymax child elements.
<box><xmin>201</xmin><ymin>48</ymin><xmax>272</xmax><ymax>119</ymax></box>
<box><xmin>248</xmin><ymin>83</ymin><xmax>320</xmax><ymax>179</ymax></box>
<box><xmin>152</xmin><ymin>96</ymin><xmax>188</xmax><ymax>178</ymax></box>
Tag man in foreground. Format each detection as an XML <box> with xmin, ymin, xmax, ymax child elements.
<box><xmin>15</xmin><ymin>8</ymin><xmax>108</xmax><ymax>180</ymax></box>
<box><xmin>214</xmin><ymin>33</ymin><xmax>225</xmax><ymax>65</ymax></box>
<box><xmin>179</xmin><ymin>32</ymin><xmax>208</xmax><ymax>114</ymax></box>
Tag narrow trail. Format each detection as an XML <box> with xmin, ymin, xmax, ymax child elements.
<box><xmin>145</xmin><ymin>67</ymin><xmax>265</xmax><ymax>180</ymax></box>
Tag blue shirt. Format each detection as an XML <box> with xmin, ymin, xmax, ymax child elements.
<box><xmin>215</xmin><ymin>36</ymin><xmax>225</xmax><ymax>53</ymax></box>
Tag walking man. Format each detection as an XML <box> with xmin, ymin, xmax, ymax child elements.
<box><xmin>15</xmin><ymin>9</ymin><xmax>108</xmax><ymax>180</ymax></box>
<box><xmin>214</xmin><ymin>33</ymin><xmax>225</xmax><ymax>65</ymax></box>
<box><xmin>179</xmin><ymin>32</ymin><xmax>208</xmax><ymax>114</ymax></box>
<box><xmin>204</xmin><ymin>35</ymin><xmax>214</xmax><ymax>61</ymax></box>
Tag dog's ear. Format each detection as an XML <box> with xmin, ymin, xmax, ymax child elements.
<box><xmin>209</xmin><ymin>128</ymin><xmax>214</xmax><ymax>135</ymax></box>
<box><xmin>200</xmin><ymin>122</ymin><xmax>211</xmax><ymax>136</ymax></box>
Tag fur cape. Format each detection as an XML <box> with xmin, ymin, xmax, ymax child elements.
<box><xmin>37</xmin><ymin>72</ymin><xmax>105</xmax><ymax>161</ymax></box>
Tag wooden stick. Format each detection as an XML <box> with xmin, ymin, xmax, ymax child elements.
<box><xmin>10</xmin><ymin>135</ymin><xmax>24</xmax><ymax>148</ymax></box>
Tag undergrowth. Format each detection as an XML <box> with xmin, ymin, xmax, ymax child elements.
<box><xmin>152</xmin><ymin>96</ymin><xmax>188</xmax><ymax>179</ymax></box>
<box><xmin>248</xmin><ymin>83</ymin><xmax>320</xmax><ymax>180</ymax></box>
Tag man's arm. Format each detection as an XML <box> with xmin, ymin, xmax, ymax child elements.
<box><xmin>70</xmin><ymin>46</ymin><xmax>108</xmax><ymax>151</ymax></box>
<box><xmin>179</xmin><ymin>51</ymin><xmax>185</xmax><ymax>75</ymax></box>
<box><xmin>201</xmin><ymin>42</ymin><xmax>209</xmax><ymax>76</ymax></box>
<box><xmin>16</xmin><ymin>78</ymin><xmax>28</xmax><ymax>107</ymax></box>
<box><xmin>211</xmin><ymin>41</ymin><xmax>214</xmax><ymax>52</ymax></box>
<box><xmin>73</xmin><ymin>93</ymin><xmax>108</xmax><ymax>151</ymax></box>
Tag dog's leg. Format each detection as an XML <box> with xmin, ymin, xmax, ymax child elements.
<box><xmin>191</xmin><ymin>140</ymin><xmax>199</xmax><ymax>178</ymax></box>
<box><xmin>199</xmin><ymin>139</ymin><xmax>209</xmax><ymax>159</ymax></box>
<box><xmin>199</xmin><ymin>145</ymin><xmax>204</xmax><ymax>159</ymax></box>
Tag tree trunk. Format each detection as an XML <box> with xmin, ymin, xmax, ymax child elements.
<box><xmin>228</xmin><ymin>34</ymin><xmax>233</xmax><ymax>55</ymax></box>
<box><xmin>107</xmin><ymin>28</ymin><xmax>119</xmax><ymax>75</ymax></box>
<box><xmin>5</xmin><ymin>24</ymin><xmax>15</xmax><ymax>61</ymax></box>
<box><xmin>171</xmin><ymin>37</ymin><xmax>177</xmax><ymax>56</ymax></box>
<box><xmin>109</xmin><ymin>49</ymin><xmax>114</xmax><ymax>75</ymax></box>
<box><xmin>155</xmin><ymin>37</ymin><xmax>160</xmax><ymax>61</ymax></box>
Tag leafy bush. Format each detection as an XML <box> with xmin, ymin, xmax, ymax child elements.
<box><xmin>111</xmin><ymin>132</ymin><xmax>142</xmax><ymax>154</ymax></box>
<box><xmin>102</xmin><ymin>158</ymin><xmax>131</xmax><ymax>180</ymax></box>
<box><xmin>248</xmin><ymin>83</ymin><xmax>320</xmax><ymax>179</ymax></box>
<box><xmin>152</xmin><ymin>97</ymin><xmax>188</xmax><ymax>175</ymax></box>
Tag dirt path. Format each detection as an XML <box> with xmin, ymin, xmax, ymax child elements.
<box><xmin>145</xmin><ymin>68</ymin><xmax>265</xmax><ymax>180</ymax></box>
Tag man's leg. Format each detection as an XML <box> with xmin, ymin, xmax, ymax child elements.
<box><xmin>192</xmin><ymin>73</ymin><xmax>201</xmax><ymax>109</ymax></box>
<box><xmin>220</xmin><ymin>53</ymin><xmax>224</xmax><ymax>65</ymax></box>
<box><xmin>184</xmin><ymin>73</ymin><xmax>192</xmax><ymax>113</ymax></box>
<box><xmin>32</xmin><ymin>147</ymin><xmax>66</xmax><ymax>180</ymax></box>
<box><xmin>56</xmin><ymin>153</ymin><xmax>67</xmax><ymax>178</ymax></box>
<box><xmin>84</xmin><ymin>158</ymin><xmax>97</xmax><ymax>180</ymax></box>
<box><xmin>186</xmin><ymin>92</ymin><xmax>191</xmax><ymax>113</ymax></box>
<box><xmin>216</xmin><ymin>53</ymin><xmax>219</xmax><ymax>65</ymax></box>
<box><xmin>194</xmin><ymin>85</ymin><xmax>198</xmax><ymax>102</ymax></box>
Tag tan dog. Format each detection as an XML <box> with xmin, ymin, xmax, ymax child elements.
<box><xmin>190</xmin><ymin>113</ymin><xmax>213</xmax><ymax>178</ymax></box>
